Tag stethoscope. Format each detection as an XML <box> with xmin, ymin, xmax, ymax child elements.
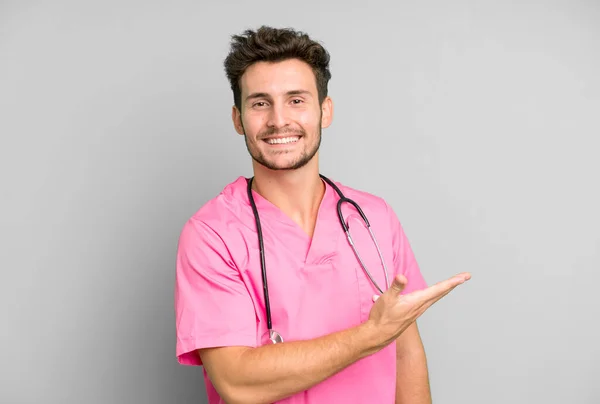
<box><xmin>247</xmin><ymin>174</ymin><xmax>390</xmax><ymax>344</ymax></box>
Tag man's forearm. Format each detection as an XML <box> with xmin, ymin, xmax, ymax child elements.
<box><xmin>395</xmin><ymin>337</ymin><xmax>431</xmax><ymax>404</ymax></box>
<box><xmin>219</xmin><ymin>322</ymin><xmax>384</xmax><ymax>404</ymax></box>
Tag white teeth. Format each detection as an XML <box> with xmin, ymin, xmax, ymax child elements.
<box><xmin>266</xmin><ymin>136</ymin><xmax>300</xmax><ymax>145</ymax></box>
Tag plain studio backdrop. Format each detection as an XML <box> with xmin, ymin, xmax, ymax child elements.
<box><xmin>1</xmin><ymin>1</ymin><xmax>599</xmax><ymax>403</ymax></box>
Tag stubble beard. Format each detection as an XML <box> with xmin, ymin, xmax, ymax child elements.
<box><xmin>243</xmin><ymin>121</ymin><xmax>322</xmax><ymax>171</ymax></box>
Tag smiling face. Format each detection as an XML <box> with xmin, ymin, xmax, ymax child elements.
<box><xmin>232</xmin><ymin>58</ymin><xmax>333</xmax><ymax>171</ymax></box>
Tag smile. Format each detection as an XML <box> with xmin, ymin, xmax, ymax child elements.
<box><xmin>264</xmin><ymin>136</ymin><xmax>300</xmax><ymax>145</ymax></box>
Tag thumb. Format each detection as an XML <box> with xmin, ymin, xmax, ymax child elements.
<box><xmin>389</xmin><ymin>274</ymin><xmax>408</xmax><ymax>295</ymax></box>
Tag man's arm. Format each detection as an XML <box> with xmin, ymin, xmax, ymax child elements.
<box><xmin>199</xmin><ymin>272</ymin><xmax>468</xmax><ymax>404</ymax></box>
<box><xmin>395</xmin><ymin>321</ymin><xmax>432</xmax><ymax>404</ymax></box>
<box><xmin>198</xmin><ymin>321</ymin><xmax>384</xmax><ymax>404</ymax></box>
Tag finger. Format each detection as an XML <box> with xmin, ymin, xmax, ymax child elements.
<box><xmin>411</xmin><ymin>272</ymin><xmax>471</xmax><ymax>303</ymax></box>
<box><xmin>389</xmin><ymin>274</ymin><xmax>408</xmax><ymax>295</ymax></box>
<box><xmin>414</xmin><ymin>286</ymin><xmax>459</xmax><ymax>318</ymax></box>
<box><xmin>372</xmin><ymin>295</ymin><xmax>379</xmax><ymax>302</ymax></box>
<box><xmin>408</xmin><ymin>284</ymin><xmax>465</xmax><ymax>320</ymax></box>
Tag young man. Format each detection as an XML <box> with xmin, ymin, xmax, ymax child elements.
<box><xmin>174</xmin><ymin>26</ymin><xmax>471</xmax><ymax>404</ymax></box>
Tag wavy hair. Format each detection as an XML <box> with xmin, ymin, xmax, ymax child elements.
<box><xmin>223</xmin><ymin>26</ymin><xmax>332</xmax><ymax>110</ymax></box>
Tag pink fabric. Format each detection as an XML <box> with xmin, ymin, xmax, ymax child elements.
<box><xmin>174</xmin><ymin>176</ymin><xmax>428</xmax><ymax>403</ymax></box>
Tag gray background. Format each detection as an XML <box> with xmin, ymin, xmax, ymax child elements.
<box><xmin>1</xmin><ymin>0</ymin><xmax>599</xmax><ymax>403</ymax></box>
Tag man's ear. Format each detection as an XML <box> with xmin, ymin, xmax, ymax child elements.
<box><xmin>320</xmin><ymin>96</ymin><xmax>334</xmax><ymax>129</ymax></box>
<box><xmin>231</xmin><ymin>105</ymin><xmax>245</xmax><ymax>135</ymax></box>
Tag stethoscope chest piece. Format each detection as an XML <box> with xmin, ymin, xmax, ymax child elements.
<box><xmin>261</xmin><ymin>329</ymin><xmax>284</xmax><ymax>345</ymax></box>
<box><xmin>269</xmin><ymin>329</ymin><xmax>284</xmax><ymax>344</ymax></box>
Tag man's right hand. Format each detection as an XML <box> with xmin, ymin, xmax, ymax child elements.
<box><xmin>367</xmin><ymin>272</ymin><xmax>471</xmax><ymax>348</ymax></box>
<box><xmin>198</xmin><ymin>273</ymin><xmax>471</xmax><ymax>404</ymax></box>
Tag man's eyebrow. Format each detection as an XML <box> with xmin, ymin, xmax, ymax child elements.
<box><xmin>245</xmin><ymin>92</ymin><xmax>270</xmax><ymax>102</ymax></box>
<box><xmin>286</xmin><ymin>90</ymin><xmax>312</xmax><ymax>97</ymax></box>
<box><xmin>244</xmin><ymin>90</ymin><xmax>312</xmax><ymax>102</ymax></box>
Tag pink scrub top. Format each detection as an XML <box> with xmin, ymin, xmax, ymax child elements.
<box><xmin>174</xmin><ymin>176</ymin><xmax>428</xmax><ymax>403</ymax></box>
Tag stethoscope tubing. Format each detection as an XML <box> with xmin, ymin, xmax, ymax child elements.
<box><xmin>246</xmin><ymin>178</ymin><xmax>274</xmax><ymax>331</ymax></box>
<box><xmin>247</xmin><ymin>174</ymin><xmax>390</xmax><ymax>342</ymax></box>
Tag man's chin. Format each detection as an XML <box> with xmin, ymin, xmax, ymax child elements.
<box><xmin>261</xmin><ymin>163</ymin><xmax>302</xmax><ymax>171</ymax></box>
<box><xmin>253</xmin><ymin>157</ymin><xmax>310</xmax><ymax>171</ymax></box>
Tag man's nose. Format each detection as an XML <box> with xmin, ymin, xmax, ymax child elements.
<box><xmin>267</xmin><ymin>104</ymin><xmax>289</xmax><ymax>129</ymax></box>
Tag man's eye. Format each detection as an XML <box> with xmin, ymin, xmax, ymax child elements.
<box><xmin>253</xmin><ymin>102</ymin><xmax>267</xmax><ymax>107</ymax></box>
<box><xmin>291</xmin><ymin>99</ymin><xmax>303</xmax><ymax>104</ymax></box>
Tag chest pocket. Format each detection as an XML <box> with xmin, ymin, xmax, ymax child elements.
<box><xmin>241</xmin><ymin>230</ymin><xmax>364</xmax><ymax>346</ymax></box>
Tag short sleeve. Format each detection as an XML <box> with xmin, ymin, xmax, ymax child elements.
<box><xmin>386</xmin><ymin>202</ymin><xmax>428</xmax><ymax>295</ymax></box>
<box><xmin>174</xmin><ymin>218</ymin><xmax>257</xmax><ymax>366</ymax></box>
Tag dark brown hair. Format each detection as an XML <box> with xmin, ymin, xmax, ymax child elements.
<box><xmin>224</xmin><ymin>26</ymin><xmax>332</xmax><ymax>111</ymax></box>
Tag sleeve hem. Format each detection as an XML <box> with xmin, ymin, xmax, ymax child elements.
<box><xmin>176</xmin><ymin>333</ymin><xmax>257</xmax><ymax>366</ymax></box>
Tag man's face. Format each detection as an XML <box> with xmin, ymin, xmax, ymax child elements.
<box><xmin>232</xmin><ymin>59</ymin><xmax>332</xmax><ymax>171</ymax></box>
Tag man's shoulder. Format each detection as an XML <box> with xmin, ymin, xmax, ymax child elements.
<box><xmin>181</xmin><ymin>176</ymin><xmax>250</xmax><ymax>236</ymax></box>
<box><xmin>329</xmin><ymin>177</ymin><xmax>390</xmax><ymax>211</ymax></box>
<box><xmin>327</xmin><ymin>177</ymin><xmax>402</xmax><ymax>228</ymax></box>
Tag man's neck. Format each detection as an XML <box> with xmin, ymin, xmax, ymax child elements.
<box><xmin>251</xmin><ymin>160</ymin><xmax>325</xmax><ymax>238</ymax></box>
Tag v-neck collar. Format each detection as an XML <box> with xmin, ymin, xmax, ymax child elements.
<box><xmin>233</xmin><ymin>176</ymin><xmax>342</xmax><ymax>265</ymax></box>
